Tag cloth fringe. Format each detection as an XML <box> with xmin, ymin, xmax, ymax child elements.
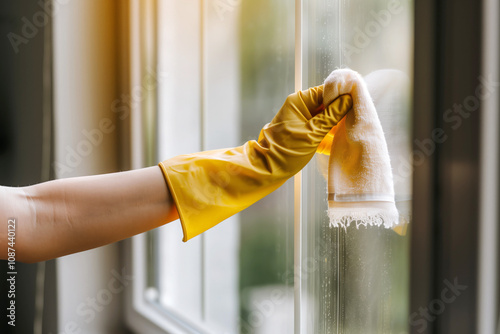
<box><xmin>328</xmin><ymin>206</ymin><xmax>400</xmax><ymax>230</ymax></box>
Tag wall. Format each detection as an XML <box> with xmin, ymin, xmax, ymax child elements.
<box><xmin>53</xmin><ymin>0</ymin><xmax>129</xmax><ymax>333</ymax></box>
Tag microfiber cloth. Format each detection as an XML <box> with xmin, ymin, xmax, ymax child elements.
<box><xmin>322</xmin><ymin>68</ymin><xmax>400</xmax><ymax>229</ymax></box>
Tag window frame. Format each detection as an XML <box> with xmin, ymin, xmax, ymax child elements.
<box><xmin>124</xmin><ymin>0</ymin><xmax>424</xmax><ymax>333</ymax></box>
<box><xmin>123</xmin><ymin>0</ymin><xmax>209</xmax><ymax>332</ymax></box>
<box><xmin>123</xmin><ymin>1</ymin><xmax>236</xmax><ymax>333</ymax></box>
<box><xmin>125</xmin><ymin>234</ymin><xmax>213</xmax><ymax>334</ymax></box>
<box><xmin>124</xmin><ymin>0</ymin><xmax>500</xmax><ymax>331</ymax></box>
<box><xmin>410</xmin><ymin>0</ymin><xmax>499</xmax><ymax>333</ymax></box>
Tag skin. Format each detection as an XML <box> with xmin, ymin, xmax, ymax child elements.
<box><xmin>0</xmin><ymin>166</ymin><xmax>178</xmax><ymax>263</ymax></box>
<box><xmin>0</xmin><ymin>82</ymin><xmax>406</xmax><ymax>263</ymax></box>
<box><xmin>0</xmin><ymin>99</ymin><xmax>327</xmax><ymax>264</ymax></box>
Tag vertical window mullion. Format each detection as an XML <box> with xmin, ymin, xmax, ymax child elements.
<box><xmin>199</xmin><ymin>0</ymin><xmax>207</xmax><ymax>323</ymax></box>
<box><xmin>477</xmin><ymin>0</ymin><xmax>500</xmax><ymax>331</ymax></box>
<box><xmin>294</xmin><ymin>0</ymin><xmax>304</xmax><ymax>333</ymax></box>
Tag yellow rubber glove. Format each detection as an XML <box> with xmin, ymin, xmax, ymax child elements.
<box><xmin>159</xmin><ymin>86</ymin><xmax>353</xmax><ymax>241</ymax></box>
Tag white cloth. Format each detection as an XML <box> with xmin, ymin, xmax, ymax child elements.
<box><xmin>323</xmin><ymin>68</ymin><xmax>401</xmax><ymax>229</ymax></box>
<box><xmin>364</xmin><ymin>69</ymin><xmax>412</xmax><ymax>226</ymax></box>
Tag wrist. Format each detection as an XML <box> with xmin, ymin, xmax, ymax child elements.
<box><xmin>0</xmin><ymin>185</ymin><xmax>37</xmax><ymax>263</ymax></box>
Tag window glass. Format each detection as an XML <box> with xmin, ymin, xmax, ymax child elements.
<box><xmin>150</xmin><ymin>0</ymin><xmax>413</xmax><ymax>333</ymax></box>
<box><xmin>234</xmin><ymin>0</ymin><xmax>296</xmax><ymax>332</ymax></box>
<box><xmin>154</xmin><ymin>0</ymin><xmax>296</xmax><ymax>332</ymax></box>
<box><xmin>301</xmin><ymin>0</ymin><xmax>413</xmax><ymax>332</ymax></box>
<box><xmin>155</xmin><ymin>0</ymin><xmax>204</xmax><ymax>325</ymax></box>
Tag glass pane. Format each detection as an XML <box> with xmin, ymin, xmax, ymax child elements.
<box><xmin>155</xmin><ymin>0</ymin><xmax>204</xmax><ymax>324</ymax></box>
<box><xmin>235</xmin><ymin>0</ymin><xmax>296</xmax><ymax>333</ymax></box>
<box><xmin>302</xmin><ymin>0</ymin><xmax>413</xmax><ymax>333</ymax></box>
<box><xmin>153</xmin><ymin>0</ymin><xmax>412</xmax><ymax>333</ymax></box>
<box><xmin>202</xmin><ymin>1</ymin><xmax>243</xmax><ymax>333</ymax></box>
<box><xmin>153</xmin><ymin>0</ymin><xmax>296</xmax><ymax>332</ymax></box>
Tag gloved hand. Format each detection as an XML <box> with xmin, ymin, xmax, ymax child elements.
<box><xmin>316</xmin><ymin>126</ymin><xmax>337</xmax><ymax>155</ymax></box>
<box><xmin>159</xmin><ymin>85</ymin><xmax>353</xmax><ymax>241</ymax></box>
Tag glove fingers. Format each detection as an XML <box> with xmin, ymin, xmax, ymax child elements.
<box><xmin>296</xmin><ymin>85</ymin><xmax>325</xmax><ymax>118</ymax></box>
<box><xmin>308</xmin><ymin>94</ymin><xmax>353</xmax><ymax>136</ymax></box>
<box><xmin>268</xmin><ymin>85</ymin><xmax>325</xmax><ymax>130</ymax></box>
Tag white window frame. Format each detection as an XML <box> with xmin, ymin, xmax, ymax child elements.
<box><xmin>124</xmin><ymin>0</ymin><xmax>211</xmax><ymax>333</ymax></box>
<box><xmin>124</xmin><ymin>0</ymin><xmax>244</xmax><ymax>333</ymax></box>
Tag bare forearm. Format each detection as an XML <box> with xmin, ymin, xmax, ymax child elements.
<box><xmin>0</xmin><ymin>186</ymin><xmax>36</xmax><ymax>263</ymax></box>
<box><xmin>1</xmin><ymin>166</ymin><xmax>178</xmax><ymax>263</ymax></box>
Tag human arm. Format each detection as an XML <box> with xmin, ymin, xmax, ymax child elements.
<box><xmin>0</xmin><ymin>166</ymin><xmax>178</xmax><ymax>263</ymax></box>
<box><xmin>0</xmin><ymin>84</ymin><xmax>352</xmax><ymax>261</ymax></box>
